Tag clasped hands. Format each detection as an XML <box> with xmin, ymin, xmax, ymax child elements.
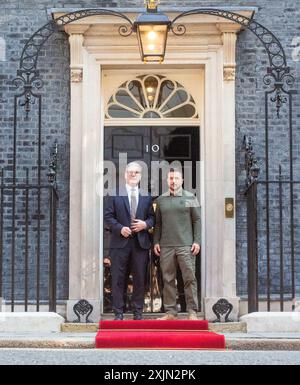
<box><xmin>154</xmin><ymin>243</ymin><xmax>200</xmax><ymax>256</ymax></box>
<box><xmin>121</xmin><ymin>219</ymin><xmax>147</xmax><ymax>238</ymax></box>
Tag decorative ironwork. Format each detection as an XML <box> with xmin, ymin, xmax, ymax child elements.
<box><xmin>73</xmin><ymin>299</ymin><xmax>94</xmax><ymax>323</ymax></box>
<box><xmin>13</xmin><ymin>7</ymin><xmax>295</xmax><ymax>117</ymax></box>
<box><xmin>118</xmin><ymin>25</ymin><xmax>133</xmax><ymax>37</ymax></box>
<box><xmin>48</xmin><ymin>141</ymin><xmax>58</xmax><ymax>187</ymax></box>
<box><xmin>20</xmin><ymin>9</ymin><xmax>133</xmax><ymax>72</ymax></box>
<box><xmin>171</xmin><ymin>9</ymin><xmax>287</xmax><ymax>68</ymax></box>
<box><xmin>13</xmin><ymin>70</ymin><xmax>44</xmax><ymax>118</ymax></box>
<box><xmin>169</xmin><ymin>9</ymin><xmax>295</xmax><ymax>116</ymax></box>
<box><xmin>243</xmin><ymin>136</ymin><xmax>260</xmax><ymax>189</ymax></box>
<box><xmin>244</xmin><ymin>143</ymin><xmax>299</xmax><ymax>313</ymax></box>
<box><xmin>263</xmin><ymin>67</ymin><xmax>295</xmax><ymax>117</ymax></box>
<box><xmin>0</xmin><ymin>167</ymin><xmax>58</xmax><ymax>312</ymax></box>
<box><xmin>212</xmin><ymin>298</ymin><xmax>233</xmax><ymax>323</ymax></box>
<box><xmin>170</xmin><ymin>24</ymin><xmax>186</xmax><ymax>36</ymax></box>
<box><xmin>15</xmin><ymin>9</ymin><xmax>134</xmax><ymax>116</ymax></box>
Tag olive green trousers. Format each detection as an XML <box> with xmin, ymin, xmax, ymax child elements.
<box><xmin>159</xmin><ymin>246</ymin><xmax>198</xmax><ymax>315</ymax></box>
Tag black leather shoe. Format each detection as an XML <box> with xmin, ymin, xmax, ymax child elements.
<box><xmin>114</xmin><ymin>313</ymin><xmax>123</xmax><ymax>320</ymax></box>
<box><xmin>133</xmin><ymin>312</ymin><xmax>143</xmax><ymax>320</ymax></box>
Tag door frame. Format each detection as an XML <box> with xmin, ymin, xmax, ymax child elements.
<box><xmin>66</xmin><ymin>39</ymin><xmax>239</xmax><ymax>321</ymax></box>
<box><xmin>100</xmin><ymin>68</ymin><xmax>205</xmax><ymax>314</ymax></box>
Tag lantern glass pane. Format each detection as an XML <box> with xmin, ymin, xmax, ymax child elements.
<box><xmin>137</xmin><ymin>24</ymin><xmax>168</xmax><ymax>61</ymax></box>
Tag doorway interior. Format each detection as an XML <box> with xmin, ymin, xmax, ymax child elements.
<box><xmin>101</xmin><ymin>70</ymin><xmax>204</xmax><ymax>314</ymax></box>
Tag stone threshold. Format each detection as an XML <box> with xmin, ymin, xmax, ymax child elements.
<box><xmin>61</xmin><ymin>321</ymin><xmax>247</xmax><ymax>333</ymax></box>
<box><xmin>101</xmin><ymin>312</ymin><xmax>205</xmax><ymax>320</ymax></box>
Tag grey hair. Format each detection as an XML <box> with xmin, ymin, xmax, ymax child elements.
<box><xmin>126</xmin><ymin>162</ymin><xmax>142</xmax><ymax>171</ymax></box>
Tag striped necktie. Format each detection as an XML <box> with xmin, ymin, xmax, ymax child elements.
<box><xmin>130</xmin><ymin>188</ymin><xmax>137</xmax><ymax>219</ymax></box>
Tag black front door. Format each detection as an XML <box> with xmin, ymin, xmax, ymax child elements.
<box><xmin>103</xmin><ymin>126</ymin><xmax>201</xmax><ymax>313</ymax></box>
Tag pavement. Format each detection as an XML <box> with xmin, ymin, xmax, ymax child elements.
<box><xmin>1</xmin><ymin>331</ymin><xmax>300</xmax><ymax>350</ymax></box>
<box><xmin>1</xmin><ymin>348</ymin><xmax>300</xmax><ymax>365</ymax></box>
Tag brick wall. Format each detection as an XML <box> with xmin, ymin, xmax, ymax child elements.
<box><xmin>0</xmin><ymin>0</ymin><xmax>299</xmax><ymax>302</ymax></box>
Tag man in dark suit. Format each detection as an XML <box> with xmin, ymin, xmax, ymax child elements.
<box><xmin>105</xmin><ymin>162</ymin><xmax>155</xmax><ymax>320</ymax></box>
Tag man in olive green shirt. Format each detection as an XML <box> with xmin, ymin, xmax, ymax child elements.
<box><xmin>153</xmin><ymin>169</ymin><xmax>201</xmax><ymax>320</ymax></box>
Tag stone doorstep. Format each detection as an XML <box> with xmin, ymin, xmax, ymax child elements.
<box><xmin>209</xmin><ymin>322</ymin><xmax>247</xmax><ymax>333</ymax></box>
<box><xmin>63</xmin><ymin>312</ymin><xmax>247</xmax><ymax>333</ymax></box>
<box><xmin>0</xmin><ymin>311</ymin><xmax>246</xmax><ymax>333</ymax></box>
<box><xmin>101</xmin><ymin>312</ymin><xmax>206</xmax><ymax>320</ymax></box>
<box><xmin>61</xmin><ymin>321</ymin><xmax>247</xmax><ymax>333</ymax></box>
<box><xmin>61</xmin><ymin>323</ymin><xmax>99</xmax><ymax>333</ymax></box>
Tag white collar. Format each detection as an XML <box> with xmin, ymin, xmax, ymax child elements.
<box><xmin>126</xmin><ymin>184</ymin><xmax>139</xmax><ymax>193</ymax></box>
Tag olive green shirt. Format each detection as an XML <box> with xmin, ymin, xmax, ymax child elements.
<box><xmin>153</xmin><ymin>189</ymin><xmax>201</xmax><ymax>246</ymax></box>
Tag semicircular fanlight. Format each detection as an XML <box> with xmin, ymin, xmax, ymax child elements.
<box><xmin>106</xmin><ymin>74</ymin><xmax>199</xmax><ymax>119</ymax></box>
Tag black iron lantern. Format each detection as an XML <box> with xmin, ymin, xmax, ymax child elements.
<box><xmin>133</xmin><ymin>0</ymin><xmax>171</xmax><ymax>63</ymax></box>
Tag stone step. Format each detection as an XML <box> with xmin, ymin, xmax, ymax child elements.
<box><xmin>209</xmin><ymin>322</ymin><xmax>247</xmax><ymax>333</ymax></box>
<box><xmin>1</xmin><ymin>333</ymin><xmax>300</xmax><ymax>350</ymax></box>
<box><xmin>61</xmin><ymin>320</ymin><xmax>247</xmax><ymax>333</ymax></box>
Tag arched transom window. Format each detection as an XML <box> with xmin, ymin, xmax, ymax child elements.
<box><xmin>105</xmin><ymin>74</ymin><xmax>199</xmax><ymax>119</ymax></box>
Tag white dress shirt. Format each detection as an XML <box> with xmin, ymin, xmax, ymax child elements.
<box><xmin>126</xmin><ymin>184</ymin><xmax>139</xmax><ymax>210</ymax></box>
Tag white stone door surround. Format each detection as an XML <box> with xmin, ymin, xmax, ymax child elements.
<box><xmin>51</xmin><ymin>7</ymin><xmax>256</xmax><ymax>322</ymax></box>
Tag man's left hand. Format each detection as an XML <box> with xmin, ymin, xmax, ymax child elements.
<box><xmin>191</xmin><ymin>243</ymin><xmax>200</xmax><ymax>256</ymax></box>
<box><xmin>131</xmin><ymin>219</ymin><xmax>147</xmax><ymax>233</ymax></box>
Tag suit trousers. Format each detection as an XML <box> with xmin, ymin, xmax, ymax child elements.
<box><xmin>110</xmin><ymin>237</ymin><xmax>149</xmax><ymax>314</ymax></box>
<box><xmin>160</xmin><ymin>246</ymin><xmax>198</xmax><ymax>315</ymax></box>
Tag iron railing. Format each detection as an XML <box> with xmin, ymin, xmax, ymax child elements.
<box><xmin>0</xmin><ymin>159</ymin><xmax>58</xmax><ymax>312</ymax></box>
<box><xmin>245</xmin><ymin>137</ymin><xmax>300</xmax><ymax>312</ymax></box>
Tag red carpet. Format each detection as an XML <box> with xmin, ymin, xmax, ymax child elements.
<box><xmin>96</xmin><ymin>320</ymin><xmax>225</xmax><ymax>350</ymax></box>
<box><xmin>99</xmin><ymin>319</ymin><xmax>209</xmax><ymax>331</ymax></box>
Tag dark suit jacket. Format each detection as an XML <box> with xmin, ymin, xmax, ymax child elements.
<box><xmin>104</xmin><ymin>188</ymin><xmax>155</xmax><ymax>250</ymax></box>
